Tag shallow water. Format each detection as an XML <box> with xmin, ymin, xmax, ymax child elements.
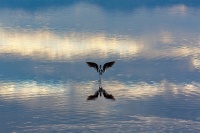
<box><xmin>1</xmin><ymin>1</ymin><xmax>200</xmax><ymax>132</ymax></box>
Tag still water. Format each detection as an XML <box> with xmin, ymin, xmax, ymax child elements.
<box><xmin>1</xmin><ymin>1</ymin><xmax>200</xmax><ymax>132</ymax></box>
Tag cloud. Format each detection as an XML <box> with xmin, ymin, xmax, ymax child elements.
<box><xmin>1</xmin><ymin>80</ymin><xmax>200</xmax><ymax>102</ymax></box>
<box><xmin>0</xmin><ymin>3</ymin><xmax>200</xmax><ymax>70</ymax></box>
<box><xmin>0</xmin><ymin>28</ymin><xmax>142</xmax><ymax>60</ymax></box>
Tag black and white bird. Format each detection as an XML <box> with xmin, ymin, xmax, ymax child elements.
<box><xmin>86</xmin><ymin>61</ymin><xmax>115</xmax><ymax>76</ymax></box>
<box><xmin>86</xmin><ymin>61</ymin><xmax>115</xmax><ymax>100</ymax></box>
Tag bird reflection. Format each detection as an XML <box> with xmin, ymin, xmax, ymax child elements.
<box><xmin>86</xmin><ymin>61</ymin><xmax>115</xmax><ymax>100</ymax></box>
<box><xmin>87</xmin><ymin>85</ymin><xmax>115</xmax><ymax>100</ymax></box>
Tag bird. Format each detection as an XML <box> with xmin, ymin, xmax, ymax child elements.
<box><xmin>86</xmin><ymin>61</ymin><xmax>115</xmax><ymax>100</ymax></box>
<box><xmin>86</xmin><ymin>61</ymin><xmax>115</xmax><ymax>78</ymax></box>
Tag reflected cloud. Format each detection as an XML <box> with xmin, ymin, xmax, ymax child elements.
<box><xmin>100</xmin><ymin>80</ymin><xmax>200</xmax><ymax>99</ymax></box>
<box><xmin>0</xmin><ymin>80</ymin><xmax>117</xmax><ymax>114</ymax></box>
<box><xmin>191</xmin><ymin>55</ymin><xmax>200</xmax><ymax>69</ymax></box>
<box><xmin>1</xmin><ymin>80</ymin><xmax>200</xmax><ymax>132</ymax></box>
<box><xmin>1</xmin><ymin>3</ymin><xmax>200</xmax><ymax>132</ymax></box>
<box><xmin>0</xmin><ymin>27</ymin><xmax>142</xmax><ymax>60</ymax></box>
<box><xmin>1</xmin><ymin>27</ymin><xmax>200</xmax><ymax>68</ymax></box>
<box><xmin>169</xmin><ymin>4</ymin><xmax>188</xmax><ymax>15</ymax></box>
<box><xmin>13</xmin><ymin>115</ymin><xmax>200</xmax><ymax>132</ymax></box>
<box><xmin>0</xmin><ymin>3</ymin><xmax>200</xmax><ymax>70</ymax></box>
<box><xmin>1</xmin><ymin>80</ymin><xmax>200</xmax><ymax>102</ymax></box>
<box><xmin>0</xmin><ymin>81</ymin><xmax>65</xmax><ymax>99</ymax></box>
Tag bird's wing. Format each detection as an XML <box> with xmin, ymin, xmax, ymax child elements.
<box><xmin>103</xmin><ymin>90</ymin><xmax>115</xmax><ymax>100</ymax></box>
<box><xmin>86</xmin><ymin>62</ymin><xmax>98</xmax><ymax>72</ymax></box>
<box><xmin>87</xmin><ymin>91</ymin><xmax>99</xmax><ymax>100</ymax></box>
<box><xmin>103</xmin><ymin>61</ymin><xmax>115</xmax><ymax>72</ymax></box>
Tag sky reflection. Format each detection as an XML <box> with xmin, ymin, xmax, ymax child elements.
<box><xmin>1</xmin><ymin>80</ymin><xmax>200</xmax><ymax>129</ymax></box>
<box><xmin>1</xmin><ymin>80</ymin><xmax>200</xmax><ymax>102</ymax></box>
<box><xmin>0</xmin><ymin>28</ymin><xmax>142</xmax><ymax>60</ymax></box>
<box><xmin>0</xmin><ymin>29</ymin><xmax>200</xmax><ymax>73</ymax></box>
<box><xmin>1</xmin><ymin>28</ymin><xmax>200</xmax><ymax>71</ymax></box>
<box><xmin>0</xmin><ymin>3</ymin><xmax>200</xmax><ymax>69</ymax></box>
<box><xmin>1</xmin><ymin>1</ymin><xmax>200</xmax><ymax>132</ymax></box>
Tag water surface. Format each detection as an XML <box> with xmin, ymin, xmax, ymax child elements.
<box><xmin>1</xmin><ymin>1</ymin><xmax>200</xmax><ymax>132</ymax></box>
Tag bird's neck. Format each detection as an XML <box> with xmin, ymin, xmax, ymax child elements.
<box><xmin>99</xmin><ymin>65</ymin><xmax>103</xmax><ymax>74</ymax></box>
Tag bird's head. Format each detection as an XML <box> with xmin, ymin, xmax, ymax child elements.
<box><xmin>99</xmin><ymin>65</ymin><xmax>102</xmax><ymax>69</ymax></box>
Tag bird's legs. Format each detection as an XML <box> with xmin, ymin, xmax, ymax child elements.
<box><xmin>98</xmin><ymin>74</ymin><xmax>102</xmax><ymax>83</ymax></box>
<box><xmin>98</xmin><ymin>75</ymin><xmax>103</xmax><ymax>96</ymax></box>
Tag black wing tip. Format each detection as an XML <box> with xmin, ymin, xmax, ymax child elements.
<box><xmin>111</xmin><ymin>61</ymin><xmax>115</xmax><ymax>64</ymax></box>
<box><xmin>87</xmin><ymin>91</ymin><xmax>99</xmax><ymax>100</ymax></box>
<box><xmin>86</xmin><ymin>62</ymin><xmax>99</xmax><ymax>72</ymax></box>
<box><xmin>106</xmin><ymin>61</ymin><xmax>115</xmax><ymax>64</ymax></box>
<box><xmin>104</xmin><ymin>94</ymin><xmax>115</xmax><ymax>100</ymax></box>
<box><xmin>103</xmin><ymin>61</ymin><xmax>115</xmax><ymax>72</ymax></box>
<box><xmin>106</xmin><ymin>61</ymin><xmax>115</xmax><ymax>65</ymax></box>
<box><xmin>87</xmin><ymin>95</ymin><xmax>98</xmax><ymax>100</ymax></box>
<box><xmin>86</xmin><ymin>62</ymin><xmax>90</xmax><ymax>65</ymax></box>
<box><xmin>87</xmin><ymin>96</ymin><xmax>98</xmax><ymax>100</ymax></box>
<box><xmin>103</xmin><ymin>90</ymin><xmax>115</xmax><ymax>100</ymax></box>
<box><xmin>86</xmin><ymin>62</ymin><xmax>94</xmax><ymax>65</ymax></box>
